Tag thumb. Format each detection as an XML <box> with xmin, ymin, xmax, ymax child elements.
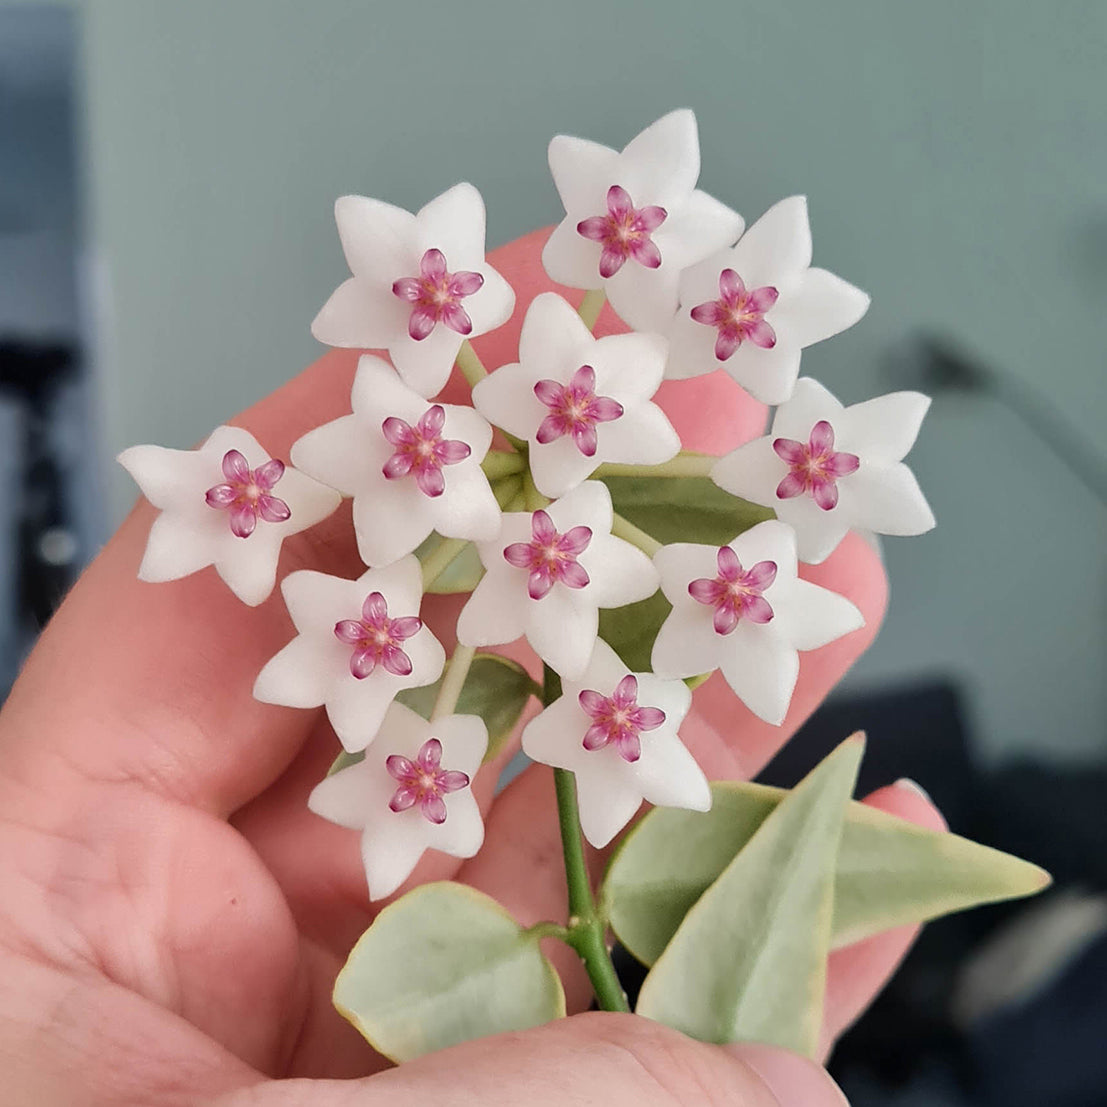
<box><xmin>213</xmin><ymin>1013</ymin><xmax>848</xmax><ymax>1106</ymax></box>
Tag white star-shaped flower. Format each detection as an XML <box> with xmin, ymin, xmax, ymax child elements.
<box><xmin>663</xmin><ymin>196</ymin><xmax>870</xmax><ymax>405</ymax></box>
<box><xmin>456</xmin><ymin>481</ymin><xmax>659</xmax><ymax>680</ymax></box>
<box><xmin>118</xmin><ymin>426</ymin><xmax>341</xmax><ymax>606</ymax></box>
<box><xmin>471</xmin><ymin>293</ymin><xmax>680</xmax><ymax>498</ymax></box>
<box><xmin>521</xmin><ymin>639</ymin><xmax>710</xmax><ymax>848</ymax></box>
<box><xmin>651</xmin><ymin>520</ymin><xmax>864</xmax><ymax>725</ymax></box>
<box><xmin>542</xmin><ymin>109</ymin><xmax>743</xmax><ymax>332</ymax></box>
<box><xmin>308</xmin><ymin>703</ymin><xmax>486</xmax><ymax>900</ymax></box>
<box><xmin>311</xmin><ymin>182</ymin><xmax>515</xmax><ymax>398</ymax></box>
<box><xmin>290</xmin><ymin>355</ymin><xmax>500</xmax><ymax>567</ymax></box>
<box><xmin>711</xmin><ymin>378</ymin><xmax>936</xmax><ymax>564</ymax></box>
<box><xmin>253</xmin><ymin>557</ymin><xmax>445</xmax><ymax>752</ymax></box>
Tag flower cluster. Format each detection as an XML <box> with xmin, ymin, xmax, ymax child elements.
<box><xmin>119</xmin><ymin>109</ymin><xmax>933</xmax><ymax>898</ymax></box>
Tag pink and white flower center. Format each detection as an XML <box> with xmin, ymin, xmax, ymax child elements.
<box><xmin>690</xmin><ymin>269</ymin><xmax>779</xmax><ymax>361</ymax></box>
<box><xmin>503</xmin><ymin>509</ymin><xmax>592</xmax><ymax>600</ymax></box>
<box><xmin>772</xmin><ymin>420</ymin><xmax>860</xmax><ymax>511</ymax></box>
<box><xmin>386</xmin><ymin>737</ymin><xmax>470</xmax><ymax>825</ymax></box>
<box><xmin>689</xmin><ymin>546</ymin><xmax>777</xmax><ymax>636</ymax></box>
<box><xmin>381</xmin><ymin>404</ymin><xmax>471</xmax><ymax>498</ymax></box>
<box><xmin>334</xmin><ymin>591</ymin><xmax>422</xmax><ymax>679</ymax></box>
<box><xmin>392</xmin><ymin>248</ymin><xmax>484</xmax><ymax>342</ymax></box>
<box><xmin>533</xmin><ymin>365</ymin><xmax>624</xmax><ymax>457</ymax></box>
<box><xmin>205</xmin><ymin>449</ymin><xmax>291</xmax><ymax>539</ymax></box>
<box><xmin>577</xmin><ymin>184</ymin><xmax>667</xmax><ymax>279</ymax></box>
<box><xmin>578</xmin><ymin>674</ymin><xmax>666</xmax><ymax>763</ymax></box>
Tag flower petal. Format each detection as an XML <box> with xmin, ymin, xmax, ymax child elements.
<box><xmin>257</xmin><ymin>494</ymin><xmax>291</xmax><ymax>523</ymax></box>
<box><xmin>222</xmin><ymin>449</ymin><xmax>250</xmax><ymax>482</ymax></box>
<box><xmin>254</xmin><ymin>458</ymin><xmax>285</xmax><ymax>489</ymax></box>
<box><xmin>448</xmin><ymin>270</ymin><xmax>484</xmax><ymax>297</ymax></box>
<box><xmin>205</xmin><ymin>483</ymin><xmax>238</xmax><ymax>507</ymax></box>
<box><xmin>382</xmin><ymin>644</ymin><xmax>414</xmax><ymax>677</ymax></box>
<box><xmin>386</xmin><ymin>755</ymin><xmax>415</xmax><ymax>781</ymax></box>
<box><xmin>418</xmin><ymin>737</ymin><xmax>443</xmax><ymax>769</ymax></box>
<box><xmin>229</xmin><ymin>504</ymin><xmax>257</xmax><ymax>538</ymax></box>
<box><xmin>730</xmin><ymin>195</ymin><xmax>812</xmax><ymax>287</ymax></box>
<box><xmin>390</xmin><ymin>616</ymin><xmax>423</xmax><ymax>640</ymax></box>
<box><xmin>579</xmin><ymin>689</ymin><xmax>609</xmax><ymax>718</ymax></box>
<box><xmin>438</xmin><ymin>770</ymin><xmax>471</xmax><ymax>793</ymax></box>
<box><xmin>420</xmin><ymin>792</ymin><xmax>448</xmax><ymax>825</ymax></box>
<box><xmin>716</xmin><ymin>544</ymin><xmax>741</xmax><ymax>580</ymax></box>
<box><xmin>440</xmin><ymin>301</ymin><xmax>473</xmax><ymax>336</ymax></box>
<box><xmin>415</xmin><ymin>464</ymin><xmax>446</xmax><ymax>497</ymax></box>
<box><xmin>408</xmin><ymin>306</ymin><xmax>438</xmax><ymax>341</ymax></box>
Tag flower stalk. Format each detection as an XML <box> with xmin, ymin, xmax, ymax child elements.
<box><xmin>577</xmin><ymin>288</ymin><xmax>607</xmax><ymax>329</ymax></box>
<box><xmin>545</xmin><ymin>666</ymin><xmax>630</xmax><ymax>1013</ymax></box>
<box><xmin>595</xmin><ymin>452</ymin><xmax>717</xmax><ymax>480</ymax></box>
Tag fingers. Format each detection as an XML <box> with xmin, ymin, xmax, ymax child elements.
<box><xmin>818</xmin><ymin>779</ymin><xmax>947</xmax><ymax>1060</ymax></box>
<box><xmin>0</xmin><ymin>348</ymin><xmax>366</xmax><ymax>821</ymax></box>
<box><xmin>213</xmin><ymin>1012</ymin><xmax>849</xmax><ymax>1107</ymax></box>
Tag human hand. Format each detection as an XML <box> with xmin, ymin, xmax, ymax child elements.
<box><xmin>0</xmin><ymin>231</ymin><xmax>944</xmax><ymax>1105</ymax></box>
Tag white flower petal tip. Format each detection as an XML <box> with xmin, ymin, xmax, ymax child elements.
<box><xmin>472</xmin><ymin>294</ymin><xmax>679</xmax><ymax>498</ymax></box>
<box><xmin>522</xmin><ymin>639</ymin><xmax>710</xmax><ymax>848</ymax></box>
<box><xmin>650</xmin><ymin>520</ymin><xmax>864</xmax><ymax>726</ymax></box>
<box><xmin>117</xmin><ymin>426</ymin><xmax>341</xmax><ymax>607</ymax></box>
<box><xmin>291</xmin><ymin>355</ymin><xmax>500</xmax><ymax>566</ymax></box>
<box><xmin>253</xmin><ymin>559</ymin><xmax>446</xmax><ymax>752</ymax></box>
<box><xmin>710</xmin><ymin>378</ymin><xmax>936</xmax><ymax>564</ymax></box>
<box><xmin>542</xmin><ymin>110</ymin><xmax>743</xmax><ymax>332</ymax></box>
<box><xmin>308</xmin><ymin>703</ymin><xmax>487</xmax><ymax>900</ymax></box>
<box><xmin>456</xmin><ymin>481</ymin><xmax>660</xmax><ymax>681</ymax></box>
<box><xmin>311</xmin><ymin>183</ymin><xmax>514</xmax><ymax>398</ymax></box>
<box><xmin>663</xmin><ymin>197</ymin><xmax>870</xmax><ymax>405</ymax></box>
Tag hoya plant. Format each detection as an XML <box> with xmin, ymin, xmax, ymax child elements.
<box><xmin>120</xmin><ymin>109</ymin><xmax>1048</xmax><ymax>1064</ymax></box>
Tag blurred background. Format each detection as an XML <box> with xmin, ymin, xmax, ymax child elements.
<box><xmin>0</xmin><ymin>1</ymin><xmax>1104</xmax><ymax>1103</ymax></box>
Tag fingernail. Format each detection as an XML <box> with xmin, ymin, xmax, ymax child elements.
<box><xmin>728</xmin><ymin>1042</ymin><xmax>849</xmax><ymax>1106</ymax></box>
<box><xmin>894</xmin><ymin>777</ymin><xmax>933</xmax><ymax>805</ymax></box>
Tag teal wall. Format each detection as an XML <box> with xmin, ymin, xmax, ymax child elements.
<box><xmin>66</xmin><ymin>0</ymin><xmax>1106</xmax><ymax>761</ymax></box>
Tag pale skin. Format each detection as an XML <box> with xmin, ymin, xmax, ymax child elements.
<box><xmin>0</xmin><ymin>233</ymin><xmax>944</xmax><ymax>1105</ymax></box>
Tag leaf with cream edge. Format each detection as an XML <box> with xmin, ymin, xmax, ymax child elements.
<box><xmin>334</xmin><ymin>882</ymin><xmax>565</xmax><ymax>1063</ymax></box>
<box><xmin>605</xmin><ymin>779</ymin><xmax>1052</xmax><ymax>968</ymax></box>
<box><xmin>635</xmin><ymin>736</ymin><xmax>863</xmax><ymax>1056</ymax></box>
<box><xmin>327</xmin><ymin>653</ymin><xmax>539</xmax><ymax>775</ymax></box>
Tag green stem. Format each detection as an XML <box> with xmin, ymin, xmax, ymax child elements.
<box><xmin>456</xmin><ymin>340</ymin><xmax>488</xmax><ymax>386</ymax></box>
<box><xmin>420</xmin><ymin>536</ymin><xmax>471</xmax><ymax>588</ymax></box>
<box><xmin>545</xmin><ymin>667</ymin><xmax>630</xmax><ymax>1013</ymax></box>
<box><xmin>595</xmin><ymin>452</ymin><xmax>717</xmax><ymax>479</ymax></box>
<box><xmin>482</xmin><ymin>450</ymin><xmax>525</xmax><ymax>480</ymax></box>
<box><xmin>610</xmin><ymin>512</ymin><xmax>663</xmax><ymax>557</ymax></box>
<box><xmin>522</xmin><ymin>470</ymin><xmax>550</xmax><ymax>512</ymax></box>
<box><xmin>430</xmin><ymin>643</ymin><xmax>476</xmax><ymax>721</ymax></box>
<box><xmin>577</xmin><ymin>288</ymin><xmax>606</xmax><ymax>330</ymax></box>
<box><xmin>685</xmin><ymin>671</ymin><xmax>713</xmax><ymax>691</ymax></box>
<box><xmin>493</xmin><ymin>474</ymin><xmax>524</xmax><ymax>508</ymax></box>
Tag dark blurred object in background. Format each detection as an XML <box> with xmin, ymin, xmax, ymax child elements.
<box><xmin>766</xmin><ymin>683</ymin><xmax>1107</xmax><ymax>1107</ymax></box>
<box><xmin>0</xmin><ymin>6</ymin><xmax>92</xmax><ymax>694</ymax></box>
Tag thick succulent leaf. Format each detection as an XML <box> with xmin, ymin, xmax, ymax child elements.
<box><xmin>605</xmin><ymin>778</ymin><xmax>1051</xmax><ymax>967</ymax></box>
<box><xmin>327</xmin><ymin>653</ymin><xmax>538</xmax><ymax>774</ymax></box>
<box><xmin>635</xmin><ymin>737</ymin><xmax>862</xmax><ymax>1055</ymax></box>
<box><xmin>334</xmin><ymin>882</ymin><xmax>565</xmax><ymax>1062</ymax></box>
<box><xmin>602</xmin><ymin>475</ymin><xmax>774</xmax><ymax>546</ymax></box>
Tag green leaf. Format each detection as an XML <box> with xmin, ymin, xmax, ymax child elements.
<box><xmin>605</xmin><ymin>778</ymin><xmax>1051</xmax><ymax>968</ymax></box>
<box><xmin>334</xmin><ymin>882</ymin><xmax>565</xmax><ymax>1063</ymax></box>
<box><xmin>327</xmin><ymin>653</ymin><xmax>538</xmax><ymax>776</ymax></box>
<box><xmin>601</xmin><ymin>475</ymin><xmax>774</xmax><ymax>547</ymax></box>
<box><xmin>635</xmin><ymin>737</ymin><xmax>863</xmax><ymax>1055</ymax></box>
<box><xmin>598</xmin><ymin>591</ymin><xmax>672</xmax><ymax>672</ymax></box>
<box><xmin>416</xmin><ymin>534</ymin><xmax>484</xmax><ymax>594</ymax></box>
